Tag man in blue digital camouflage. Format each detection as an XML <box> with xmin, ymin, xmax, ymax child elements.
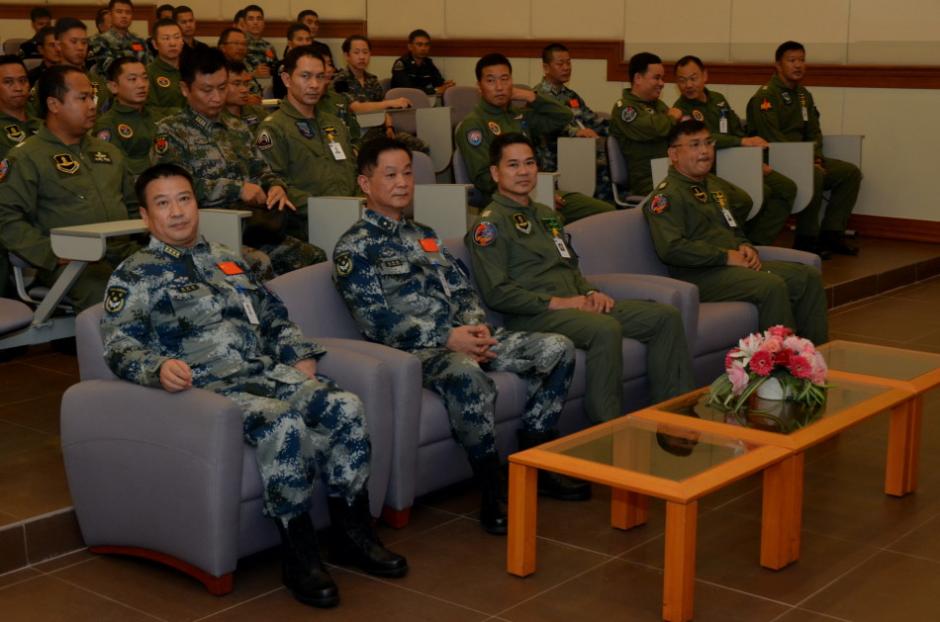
<box><xmin>100</xmin><ymin>163</ymin><xmax>407</xmax><ymax>609</ymax></box>
<box><xmin>333</xmin><ymin>137</ymin><xmax>587</xmax><ymax>536</ymax></box>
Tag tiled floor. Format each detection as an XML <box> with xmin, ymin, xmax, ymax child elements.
<box><xmin>4</xmin><ymin>240</ymin><xmax>940</xmax><ymax>620</ymax></box>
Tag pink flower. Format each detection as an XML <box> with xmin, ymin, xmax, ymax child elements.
<box><xmin>738</xmin><ymin>334</ymin><xmax>762</xmax><ymax>357</ymax></box>
<box><xmin>728</xmin><ymin>363</ymin><xmax>749</xmax><ymax>395</ymax></box>
<box><xmin>788</xmin><ymin>353</ymin><xmax>814</xmax><ymax>379</ymax></box>
<box><xmin>761</xmin><ymin>336</ymin><xmax>783</xmax><ymax>354</ymax></box>
<box><xmin>724</xmin><ymin>348</ymin><xmax>740</xmax><ymax>370</ymax></box>
<box><xmin>767</xmin><ymin>325</ymin><xmax>793</xmax><ymax>339</ymax></box>
<box><xmin>810</xmin><ymin>351</ymin><xmax>828</xmax><ymax>385</ymax></box>
<box><xmin>749</xmin><ymin>350</ymin><xmax>775</xmax><ymax>376</ymax></box>
<box><xmin>774</xmin><ymin>349</ymin><xmax>791</xmax><ymax>367</ymax></box>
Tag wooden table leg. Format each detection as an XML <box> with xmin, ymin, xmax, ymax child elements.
<box><xmin>507</xmin><ymin>462</ymin><xmax>538</xmax><ymax>577</ymax></box>
<box><xmin>760</xmin><ymin>452</ymin><xmax>804</xmax><ymax>570</ymax></box>
<box><xmin>611</xmin><ymin>489</ymin><xmax>648</xmax><ymax>530</ymax></box>
<box><xmin>662</xmin><ymin>500</ymin><xmax>697</xmax><ymax>622</ymax></box>
<box><xmin>885</xmin><ymin>397</ymin><xmax>923</xmax><ymax>497</ymax></box>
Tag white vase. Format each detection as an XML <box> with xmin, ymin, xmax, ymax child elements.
<box><xmin>756</xmin><ymin>377</ymin><xmax>789</xmax><ymax>400</ymax></box>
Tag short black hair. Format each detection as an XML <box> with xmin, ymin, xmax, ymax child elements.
<box><xmin>225</xmin><ymin>59</ymin><xmax>248</xmax><ymax>75</ymax></box>
<box><xmin>36</xmin><ymin>25</ymin><xmax>56</xmax><ymax>47</ymax></box>
<box><xmin>475</xmin><ymin>53</ymin><xmax>511</xmax><ymax>81</ymax></box>
<box><xmin>108</xmin><ymin>0</ymin><xmax>133</xmax><ymax>11</ymax></box>
<box><xmin>95</xmin><ymin>8</ymin><xmax>110</xmax><ymax>28</ymax></box>
<box><xmin>107</xmin><ymin>56</ymin><xmax>145</xmax><ymax>82</ymax></box>
<box><xmin>282</xmin><ymin>45</ymin><xmax>325</xmax><ymax>76</ymax></box>
<box><xmin>286</xmin><ymin>22</ymin><xmax>310</xmax><ymax>41</ymax></box>
<box><xmin>232</xmin><ymin>8</ymin><xmax>246</xmax><ymax>23</ymax></box>
<box><xmin>541</xmin><ymin>42</ymin><xmax>568</xmax><ymax>64</ymax></box>
<box><xmin>29</xmin><ymin>7</ymin><xmax>52</xmax><ymax>22</ymax></box>
<box><xmin>489</xmin><ymin>132</ymin><xmax>535</xmax><ymax>167</ymax></box>
<box><xmin>342</xmin><ymin>35</ymin><xmax>370</xmax><ymax>54</ymax></box>
<box><xmin>667</xmin><ymin>119</ymin><xmax>709</xmax><ymax>146</ymax></box>
<box><xmin>173</xmin><ymin>5</ymin><xmax>193</xmax><ymax>18</ymax></box>
<box><xmin>136</xmin><ymin>163</ymin><xmax>195</xmax><ymax>209</ymax></box>
<box><xmin>37</xmin><ymin>65</ymin><xmax>84</xmax><ymax>119</ymax></box>
<box><xmin>675</xmin><ymin>54</ymin><xmax>704</xmax><ymax>73</ymax></box>
<box><xmin>55</xmin><ymin>17</ymin><xmax>87</xmax><ymax>38</ymax></box>
<box><xmin>244</xmin><ymin>4</ymin><xmax>264</xmax><ymax>17</ymax></box>
<box><xmin>151</xmin><ymin>17</ymin><xmax>181</xmax><ymax>38</ymax></box>
<box><xmin>155</xmin><ymin>3</ymin><xmax>174</xmax><ymax>18</ymax></box>
<box><xmin>0</xmin><ymin>55</ymin><xmax>26</xmax><ymax>73</ymax></box>
<box><xmin>297</xmin><ymin>9</ymin><xmax>318</xmax><ymax>20</ymax></box>
<box><xmin>181</xmin><ymin>48</ymin><xmax>227</xmax><ymax>85</ymax></box>
<box><xmin>311</xmin><ymin>41</ymin><xmax>332</xmax><ymax>62</ymax></box>
<box><xmin>357</xmin><ymin>136</ymin><xmax>412</xmax><ymax>176</ymax></box>
<box><xmin>628</xmin><ymin>52</ymin><xmax>662</xmax><ymax>82</ymax></box>
<box><xmin>408</xmin><ymin>29</ymin><xmax>430</xmax><ymax>43</ymax></box>
<box><xmin>217</xmin><ymin>26</ymin><xmax>244</xmax><ymax>46</ymax></box>
<box><xmin>775</xmin><ymin>40</ymin><xmax>805</xmax><ymax>62</ymax></box>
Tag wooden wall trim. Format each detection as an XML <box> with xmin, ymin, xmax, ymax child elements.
<box><xmin>847</xmin><ymin>215</ymin><xmax>940</xmax><ymax>244</ymax></box>
<box><xmin>194</xmin><ymin>20</ymin><xmax>365</xmax><ymax>40</ymax></box>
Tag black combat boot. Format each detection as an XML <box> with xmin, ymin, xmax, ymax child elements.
<box><xmin>517</xmin><ymin>429</ymin><xmax>592</xmax><ymax>501</ymax></box>
<box><xmin>820</xmin><ymin>230</ymin><xmax>859</xmax><ymax>256</ymax></box>
<box><xmin>793</xmin><ymin>235</ymin><xmax>832</xmax><ymax>260</ymax></box>
<box><xmin>469</xmin><ymin>452</ymin><xmax>508</xmax><ymax>535</ymax></box>
<box><xmin>326</xmin><ymin>490</ymin><xmax>409</xmax><ymax>578</ymax></box>
<box><xmin>275</xmin><ymin>513</ymin><xmax>339</xmax><ymax>608</ymax></box>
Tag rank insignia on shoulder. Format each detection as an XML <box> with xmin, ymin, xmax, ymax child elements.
<box><xmin>621</xmin><ymin>106</ymin><xmax>637</xmax><ymax>123</ymax></box>
<box><xmin>466</xmin><ymin>129</ymin><xmax>483</xmax><ymax>146</ymax></box>
<box><xmin>513</xmin><ymin>213</ymin><xmax>531</xmax><ymax>234</ymax></box>
<box><xmin>217</xmin><ymin>261</ymin><xmax>244</xmax><ymax>275</ymax></box>
<box><xmin>91</xmin><ymin>151</ymin><xmax>112</xmax><ymax>163</ymax></box>
<box><xmin>117</xmin><ymin>123</ymin><xmax>133</xmax><ymax>138</ymax></box>
<box><xmin>256</xmin><ymin>130</ymin><xmax>273</xmax><ymax>150</ymax></box>
<box><xmin>104</xmin><ymin>286</ymin><xmax>128</xmax><ymax>314</ymax></box>
<box><xmin>334</xmin><ymin>251</ymin><xmax>353</xmax><ymax>277</ymax></box>
<box><xmin>691</xmin><ymin>186</ymin><xmax>708</xmax><ymax>203</ymax></box>
<box><xmin>53</xmin><ymin>153</ymin><xmax>80</xmax><ymax>174</ymax></box>
<box><xmin>760</xmin><ymin>99</ymin><xmax>772</xmax><ymax>111</ymax></box>
<box><xmin>656</xmin><ymin>180</ymin><xmax>668</xmax><ymax>190</ymax></box>
<box><xmin>480</xmin><ymin>209</ymin><xmax>491</xmax><ymax>217</ymax></box>
<box><xmin>154</xmin><ymin>136</ymin><xmax>169</xmax><ymax>154</ymax></box>
<box><xmin>96</xmin><ymin>128</ymin><xmax>112</xmax><ymax>142</ymax></box>
<box><xmin>692</xmin><ymin>109</ymin><xmax>704</xmax><ymax>122</ymax></box>
<box><xmin>472</xmin><ymin>221</ymin><xmax>497</xmax><ymax>247</ymax></box>
<box><xmin>156</xmin><ymin>76</ymin><xmax>171</xmax><ymax>88</ymax></box>
<box><xmin>649</xmin><ymin>194</ymin><xmax>669</xmax><ymax>214</ymax></box>
<box><xmin>4</xmin><ymin>124</ymin><xmax>24</xmax><ymax>142</ymax></box>
<box><xmin>178</xmin><ymin>283</ymin><xmax>199</xmax><ymax>293</ymax></box>
<box><xmin>486</xmin><ymin>121</ymin><xmax>502</xmax><ymax>136</ymax></box>
<box><xmin>0</xmin><ymin>158</ymin><xmax>8</xmax><ymax>183</ymax></box>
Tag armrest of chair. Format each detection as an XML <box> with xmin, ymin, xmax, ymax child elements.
<box><xmin>60</xmin><ymin>380</ymin><xmax>245</xmax><ymax>576</ymax></box>
<box><xmin>588</xmin><ymin>273</ymin><xmax>699</xmax><ymax>346</ymax></box>
<box><xmin>756</xmin><ymin>245</ymin><xmax>822</xmax><ymax>270</ymax></box>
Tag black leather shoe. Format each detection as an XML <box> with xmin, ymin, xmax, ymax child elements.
<box><xmin>820</xmin><ymin>230</ymin><xmax>859</xmax><ymax>256</ymax></box>
<box><xmin>793</xmin><ymin>235</ymin><xmax>832</xmax><ymax>260</ymax></box>
<box><xmin>469</xmin><ymin>453</ymin><xmax>508</xmax><ymax>535</ymax></box>
<box><xmin>275</xmin><ymin>513</ymin><xmax>339</xmax><ymax>608</ymax></box>
<box><xmin>327</xmin><ymin>491</ymin><xmax>409</xmax><ymax>578</ymax></box>
<box><xmin>517</xmin><ymin>430</ymin><xmax>591</xmax><ymax>501</ymax></box>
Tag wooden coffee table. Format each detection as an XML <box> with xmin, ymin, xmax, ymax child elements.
<box><xmin>506</xmin><ymin>415</ymin><xmax>790</xmax><ymax>622</ymax></box>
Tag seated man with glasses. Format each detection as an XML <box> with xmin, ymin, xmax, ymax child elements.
<box><xmin>644</xmin><ymin>120</ymin><xmax>827</xmax><ymax>344</ymax></box>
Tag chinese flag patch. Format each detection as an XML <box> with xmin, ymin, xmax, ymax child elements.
<box><xmin>760</xmin><ymin>99</ymin><xmax>772</xmax><ymax>111</ymax></box>
<box><xmin>419</xmin><ymin>238</ymin><xmax>439</xmax><ymax>252</ymax></box>
<box><xmin>217</xmin><ymin>261</ymin><xmax>244</xmax><ymax>275</ymax></box>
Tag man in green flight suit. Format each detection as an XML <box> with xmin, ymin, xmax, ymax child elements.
<box><xmin>610</xmin><ymin>52</ymin><xmax>683</xmax><ymax>196</ymax></box>
<box><xmin>0</xmin><ymin>66</ymin><xmax>138</xmax><ymax>311</ymax></box>
<box><xmin>673</xmin><ymin>55</ymin><xmax>796</xmax><ymax>246</ymax></box>
<box><xmin>467</xmin><ymin>132</ymin><xmax>695</xmax><ymax>423</ymax></box>
<box><xmin>644</xmin><ymin>120</ymin><xmax>827</xmax><ymax>345</ymax></box>
<box><xmin>257</xmin><ymin>46</ymin><xmax>357</xmax><ymax>241</ymax></box>
<box><xmin>0</xmin><ymin>56</ymin><xmax>39</xmax><ymax>159</ymax></box>
<box><xmin>145</xmin><ymin>18</ymin><xmax>185</xmax><ymax>118</ymax></box>
<box><xmin>94</xmin><ymin>58</ymin><xmax>155</xmax><ymax>178</ymax></box>
<box><xmin>747</xmin><ymin>40</ymin><xmax>861</xmax><ymax>257</ymax></box>
<box><xmin>455</xmin><ymin>53</ymin><xmax>613</xmax><ymax>224</ymax></box>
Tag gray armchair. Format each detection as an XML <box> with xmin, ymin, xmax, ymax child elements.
<box><xmin>61</xmin><ymin>304</ymin><xmax>395</xmax><ymax>595</ymax></box>
<box><xmin>565</xmin><ymin>208</ymin><xmax>821</xmax><ymax>384</ymax></box>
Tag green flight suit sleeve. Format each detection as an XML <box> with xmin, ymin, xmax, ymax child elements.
<box><xmin>746</xmin><ymin>91</ymin><xmax>789</xmax><ymax>144</ymax></box>
<box><xmin>456</xmin><ymin>117</ymin><xmax>496</xmax><ymax>198</ymax></box>
<box><xmin>643</xmin><ymin>194</ymin><xmax>730</xmax><ymax>268</ymax></box>
<box><xmin>525</xmin><ymin>94</ymin><xmax>574</xmax><ymax>140</ymax></box>
<box><xmin>610</xmin><ymin>100</ymin><xmax>675</xmax><ymax>143</ymax></box>
<box><xmin>805</xmin><ymin>94</ymin><xmax>824</xmax><ymax>159</ymax></box>
<box><xmin>0</xmin><ymin>153</ymin><xmax>57</xmax><ymax>270</ymax></box>
<box><xmin>121</xmin><ymin>164</ymin><xmax>139</xmax><ymax>219</ymax></box>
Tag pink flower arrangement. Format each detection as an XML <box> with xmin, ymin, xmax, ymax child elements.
<box><xmin>708</xmin><ymin>325</ymin><xmax>828</xmax><ymax>415</ymax></box>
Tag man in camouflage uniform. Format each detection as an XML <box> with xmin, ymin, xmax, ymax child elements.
<box><xmin>456</xmin><ymin>53</ymin><xmax>613</xmax><ymax>223</ymax></box>
<box><xmin>534</xmin><ymin>43</ymin><xmax>612</xmax><ymax>202</ymax></box>
<box><xmin>145</xmin><ymin>18</ymin><xmax>185</xmax><ymax>118</ymax></box>
<box><xmin>644</xmin><ymin>120</ymin><xmax>827</xmax><ymax>344</ymax></box>
<box><xmin>101</xmin><ymin>162</ymin><xmax>407</xmax><ymax>609</ymax></box>
<box><xmin>88</xmin><ymin>0</ymin><xmax>150</xmax><ymax>77</ymax></box>
<box><xmin>243</xmin><ymin>5</ymin><xmax>279</xmax><ymax>81</ymax></box>
<box><xmin>152</xmin><ymin>49</ymin><xmax>324</xmax><ymax>277</ymax></box>
<box><xmin>218</xmin><ymin>28</ymin><xmax>264</xmax><ymax>101</ymax></box>
<box><xmin>94</xmin><ymin>58</ymin><xmax>154</xmax><ymax>178</ymax></box>
<box><xmin>224</xmin><ymin>61</ymin><xmax>269</xmax><ymax>134</ymax></box>
<box><xmin>747</xmin><ymin>41</ymin><xmax>862</xmax><ymax>257</ymax></box>
<box><xmin>0</xmin><ymin>57</ymin><xmax>39</xmax><ymax>159</ymax></box>
<box><xmin>468</xmin><ymin>133</ymin><xmax>695</xmax><ymax>423</ymax></box>
<box><xmin>258</xmin><ymin>48</ymin><xmax>357</xmax><ymax>241</ymax></box>
<box><xmin>0</xmin><ymin>66</ymin><xmax>138</xmax><ymax>311</ymax></box>
<box><xmin>334</xmin><ymin>137</ymin><xmax>584</xmax><ymax>536</ymax></box>
<box><xmin>674</xmin><ymin>55</ymin><xmax>796</xmax><ymax>246</ymax></box>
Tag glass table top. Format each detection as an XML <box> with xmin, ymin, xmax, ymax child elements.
<box><xmin>818</xmin><ymin>341</ymin><xmax>940</xmax><ymax>382</ymax></box>
<box><xmin>545</xmin><ymin>416</ymin><xmax>754</xmax><ymax>482</ymax></box>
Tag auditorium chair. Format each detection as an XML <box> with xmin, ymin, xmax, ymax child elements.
<box><xmin>606</xmin><ymin>135</ymin><xmax>651</xmax><ymax>208</ymax></box>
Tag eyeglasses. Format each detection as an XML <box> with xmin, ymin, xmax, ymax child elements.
<box><xmin>670</xmin><ymin>137</ymin><xmax>717</xmax><ymax>150</ymax></box>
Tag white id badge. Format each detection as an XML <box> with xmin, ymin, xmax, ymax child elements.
<box><xmin>329</xmin><ymin>140</ymin><xmax>347</xmax><ymax>160</ymax></box>
<box><xmin>721</xmin><ymin>208</ymin><xmax>738</xmax><ymax>229</ymax></box>
<box><xmin>801</xmin><ymin>106</ymin><xmax>809</xmax><ymax>122</ymax></box>
<box><xmin>553</xmin><ymin>236</ymin><xmax>572</xmax><ymax>258</ymax></box>
<box><xmin>242</xmin><ymin>297</ymin><xmax>260</xmax><ymax>324</ymax></box>
<box><xmin>719</xmin><ymin>117</ymin><xmax>728</xmax><ymax>134</ymax></box>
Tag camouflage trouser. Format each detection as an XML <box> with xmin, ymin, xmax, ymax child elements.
<box><xmin>260</xmin><ymin>235</ymin><xmax>327</xmax><ymax>276</ymax></box>
<box><xmin>221</xmin><ymin>374</ymin><xmax>371</xmax><ymax>519</ymax></box>
<box><xmin>415</xmin><ymin>328</ymin><xmax>575</xmax><ymax>460</ymax></box>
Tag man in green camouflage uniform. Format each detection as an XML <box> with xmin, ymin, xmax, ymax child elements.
<box><xmin>747</xmin><ymin>41</ymin><xmax>861</xmax><ymax>257</ymax></box>
<box><xmin>94</xmin><ymin>58</ymin><xmax>155</xmax><ymax>178</ymax></box>
<box><xmin>534</xmin><ymin>43</ymin><xmax>613</xmax><ymax>202</ymax></box>
<box><xmin>0</xmin><ymin>66</ymin><xmax>138</xmax><ymax>311</ymax></box>
<box><xmin>145</xmin><ymin>18</ymin><xmax>185</xmax><ymax>118</ymax></box>
<box><xmin>468</xmin><ymin>133</ymin><xmax>695</xmax><ymax>423</ymax></box>
<box><xmin>258</xmin><ymin>48</ymin><xmax>357</xmax><ymax>241</ymax></box>
<box><xmin>243</xmin><ymin>5</ymin><xmax>279</xmax><ymax>82</ymax></box>
<box><xmin>644</xmin><ymin>120</ymin><xmax>827</xmax><ymax>344</ymax></box>
<box><xmin>101</xmin><ymin>162</ymin><xmax>406</xmax><ymax>609</ymax></box>
<box><xmin>224</xmin><ymin>60</ymin><xmax>270</xmax><ymax>134</ymax></box>
<box><xmin>313</xmin><ymin>43</ymin><xmax>362</xmax><ymax>146</ymax></box>
<box><xmin>456</xmin><ymin>53</ymin><xmax>613</xmax><ymax>223</ymax></box>
<box><xmin>88</xmin><ymin>0</ymin><xmax>150</xmax><ymax>76</ymax></box>
<box><xmin>673</xmin><ymin>55</ymin><xmax>796</xmax><ymax>246</ymax></box>
<box><xmin>334</xmin><ymin>138</ymin><xmax>583</xmax><ymax>535</ymax></box>
<box><xmin>152</xmin><ymin>49</ymin><xmax>324</xmax><ymax>277</ymax></box>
